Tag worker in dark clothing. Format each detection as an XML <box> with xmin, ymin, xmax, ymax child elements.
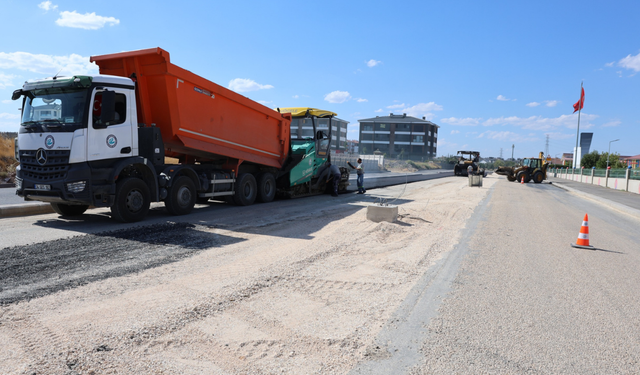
<box><xmin>327</xmin><ymin>163</ymin><xmax>341</xmax><ymax>197</ymax></box>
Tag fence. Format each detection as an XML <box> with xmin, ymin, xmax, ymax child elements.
<box><xmin>550</xmin><ymin>167</ymin><xmax>640</xmax><ymax>195</ymax></box>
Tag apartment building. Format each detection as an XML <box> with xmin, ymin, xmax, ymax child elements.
<box><xmin>358</xmin><ymin>113</ymin><xmax>439</xmax><ymax>159</ymax></box>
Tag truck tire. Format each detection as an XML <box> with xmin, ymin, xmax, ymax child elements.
<box><xmin>111</xmin><ymin>177</ymin><xmax>150</xmax><ymax>223</ymax></box>
<box><xmin>51</xmin><ymin>203</ymin><xmax>89</xmax><ymax>217</ymax></box>
<box><xmin>165</xmin><ymin>176</ymin><xmax>196</xmax><ymax>215</ymax></box>
<box><xmin>256</xmin><ymin>172</ymin><xmax>276</xmax><ymax>203</ymax></box>
<box><xmin>234</xmin><ymin>173</ymin><xmax>257</xmax><ymax>206</ymax></box>
<box><xmin>532</xmin><ymin>171</ymin><xmax>544</xmax><ymax>183</ymax></box>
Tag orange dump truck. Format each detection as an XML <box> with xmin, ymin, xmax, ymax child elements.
<box><xmin>13</xmin><ymin>48</ymin><xmax>348</xmax><ymax>222</ymax></box>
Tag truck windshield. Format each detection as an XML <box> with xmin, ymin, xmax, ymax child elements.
<box><xmin>20</xmin><ymin>88</ymin><xmax>88</xmax><ymax>133</ymax></box>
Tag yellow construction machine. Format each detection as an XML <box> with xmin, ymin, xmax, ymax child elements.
<box><xmin>495</xmin><ymin>152</ymin><xmax>550</xmax><ymax>183</ymax></box>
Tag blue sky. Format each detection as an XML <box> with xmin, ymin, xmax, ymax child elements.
<box><xmin>1</xmin><ymin>0</ymin><xmax>638</xmax><ymax>159</ymax></box>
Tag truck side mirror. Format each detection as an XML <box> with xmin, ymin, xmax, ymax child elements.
<box><xmin>11</xmin><ymin>90</ymin><xmax>22</xmax><ymax>101</ymax></box>
<box><xmin>99</xmin><ymin>90</ymin><xmax>116</xmax><ymax>125</ymax></box>
<box><xmin>316</xmin><ymin>130</ymin><xmax>324</xmax><ymax>140</ymax></box>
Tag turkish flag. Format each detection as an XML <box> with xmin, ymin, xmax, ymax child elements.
<box><xmin>573</xmin><ymin>87</ymin><xmax>585</xmax><ymax>113</ymax></box>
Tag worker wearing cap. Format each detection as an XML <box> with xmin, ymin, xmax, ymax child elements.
<box><xmin>467</xmin><ymin>164</ymin><xmax>474</xmax><ymax>176</ymax></box>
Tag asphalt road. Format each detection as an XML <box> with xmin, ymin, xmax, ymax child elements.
<box><xmin>0</xmin><ymin>185</ymin><xmax>22</xmax><ymax>205</ymax></box>
<box><xmin>354</xmin><ymin>178</ymin><xmax>640</xmax><ymax>373</ymax></box>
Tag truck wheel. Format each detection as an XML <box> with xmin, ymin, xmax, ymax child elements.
<box><xmin>256</xmin><ymin>172</ymin><xmax>276</xmax><ymax>203</ymax></box>
<box><xmin>234</xmin><ymin>173</ymin><xmax>257</xmax><ymax>206</ymax></box>
<box><xmin>51</xmin><ymin>203</ymin><xmax>89</xmax><ymax>217</ymax></box>
<box><xmin>516</xmin><ymin>171</ymin><xmax>526</xmax><ymax>183</ymax></box>
<box><xmin>111</xmin><ymin>177</ymin><xmax>150</xmax><ymax>223</ymax></box>
<box><xmin>165</xmin><ymin>176</ymin><xmax>196</xmax><ymax>215</ymax></box>
<box><xmin>532</xmin><ymin>171</ymin><xmax>544</xmax><ymax>183</ymax></box>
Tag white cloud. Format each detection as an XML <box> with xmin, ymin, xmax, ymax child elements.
<box><xmin>387</xmin><ymin>103</ymin><xmax>405</xmax><ymax>109</ymax></box>
<box><xmin>602</xmin><ymin>120</ymin><xmax>621</xmax><ymax>127</ymax></box>
<box><xmin>478</xmin><ymin>130</ymin><xmax>534</xmax><ymax>143</ymax></box>
<box><xmin>451</xmin><ymin>130</ymin><xmax>460</xmax><ymax>134</ymax></box>
<box><xmin>292</xmin><ymin>95</ymin><xmax>299</xmax><ymax>99</ymax></box>
<box><xmin>526</xmin><ymin>102</ymin><xmax>540</xmax><ymax>107</ymax></box>
<box><xmin>482</xmin><ymin>113</ymin><xmax>598</xmax><ymax>131</ymax></box>
<box><xmin>545</xmin><ymin>100</ymin><xmax>559</xmax><ymax>107</ymax></box>
<box><xmin>402</xmin><ymin>102</ymin><xmax>443</xmax><ymax>113</ymax></box>
<box><xmin>440</xmin><ymin>117</ymin><xmax>481</xmax><ymax>126</ymax></box>
<box><xmin>0</xmin><ymin>112</ymin><xmax>21</xmax><ymax>132</ymax></box>
<box><xmin>497</xmin><ymin>95</ymin><xmax>511</xmax><ymax>101</ymax></box>
<box><xmin>56</xmin><ymin>11</ymin><xmax>120</xmax><ymax>30</ymax></box>
<box><xmin>257</xmin><ymin>100</ymin><xmax>271</xmax><ymax>105</ymax></box>
<box><xmin>356</xmin><ymin>98</ymin><xmax>368</xmax><ymax>103</ymax></box>
<box><xmin>2</xmin><ymin>100</ymin><xmax>13</xmax><ymax>104</ymax></box>
<box><xmin>619</xmin><ymin>51</ymin><xmax>640</xmax><ymax>72</ymax></box>
<box><xmin>0</xmin><ymin>73</ymin><xmax>17</xmax><ymax>89</ymax></box>
<box><xmin>0</xmin><ymin>113</ymin><xmax>20</xmax><ymax>120</ymax></box>
<box><xmin>366</xmin><ymin>59</ymin><xmax>381</xmax><ymax>68</ymax></box>
<box><xmin>228</xmin><ymin>78</ymin><xmax>274</xmax><ymax>93</ymax></box>
<box><xmin>375</xmin><ymin>109</ymin><xmax>383</xmax><ymax>113</ymax></box>
<box><xmin>38</xmin><ymin>1</ymin><xmax>58</xmax><ymax>11</ymax></box>
<box><xmin>324</xmin><ymin>90</ymin><xmax>351</xmax><ymax>104</ymax></box>
<box><xmin>0</xmin><ymin>52</ymin><xmax>98</xmax><ymax>76</ymax></box>
<box><xmin>604</xmin><ymin>61</ymin><xmax>615</xmax><ymax>67</ymax></box>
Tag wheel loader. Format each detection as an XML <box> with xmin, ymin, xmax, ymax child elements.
<box><xmin>453</xmin><ymin>151</ymin><xmax>486</xmax><ymax>176</ymax></box>
<box><xmin>495</xmin><ymin>152</ymin><xmax>549</xmax><ymax>183</ymax></box>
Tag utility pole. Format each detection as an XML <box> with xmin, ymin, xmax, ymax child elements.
<box><xmin>511</xmin><ymin>144</ymin><xmax>514</xmax><ymax>160</ymax></box>
<box><xmin>545</xmin><ymin>134</ymin><xmax>550</xmax><ymax>157</ymax></box>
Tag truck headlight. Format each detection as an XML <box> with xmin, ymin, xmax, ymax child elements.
<box><xmin>66</xmin><ymin>181</ymin><xmax>86</xmax><ymax>193</ymax></box>
<box><xmin>15</xmin><ymin>177</ymin><xmax>22</xmax><ymax>190</ymax></box>
<box><xmin>14</xmin><ymin>137</ymin><xmax>19</xmax><ymax>161</ymax></box>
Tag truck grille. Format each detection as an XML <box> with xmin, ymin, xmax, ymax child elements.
<box><xmin>19</xmin><ymin>149</ymin><xmax>71</xmax><ymax>182</ymax></box>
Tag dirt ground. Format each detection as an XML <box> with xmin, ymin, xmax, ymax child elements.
<box><xmin>0</xmin><ymin>176</ymin><xmax>495</xmax><ymax>374</ymax></box>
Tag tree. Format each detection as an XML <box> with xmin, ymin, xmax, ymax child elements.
<box><xmin>581</xmin><ymin>150</ymin><xmax>600</xmax><ymax>169</ymax></box>
<box><xmin>596</xmin><ymin>152</ymin><xmax>625</xmax><ymax>169</ymax></box>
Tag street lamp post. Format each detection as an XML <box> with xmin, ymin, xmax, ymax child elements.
<box><xmin>607</xmin><ymin>139</ymin><xmax>620</xmax><ymax>168</ymax></box>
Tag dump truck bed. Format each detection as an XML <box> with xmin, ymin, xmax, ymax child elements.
<box><xmin>90</xmin><ymin>48</ymin><xmax>290</xmax><ymax>169</ymax></box>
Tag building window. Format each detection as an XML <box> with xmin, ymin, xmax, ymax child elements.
<box><xmin>363</xmin><ymin>124</ymin><xmax>373</xmax><ymax>131</ymax></box>
<box><xmin>375</xmin><ymin>123</ymin><xmax>388</xmax><ymax>131</ymax></box>
<box><xmin>374</xmin><ymin>133</ymin><xmax>389</xmax><ymax>142</ymax></box>
<box><xmin>413</xmin><ymin>135</ymin><xmax>423</xmax><ymax>143</ymax></box>
<box><xmin>395</xmin><ymin>134</ymin><xmax>411</xmax><ymax>142</ymax></box>
<box><xmin>396</xmin><ymin>123</ymin><xmax>410</xmax><ymax>131</ymax></box>
<box><xmin>414</xmin><ymin>124</ymin><xmax>424</xmax><ymax>132</ymax></box>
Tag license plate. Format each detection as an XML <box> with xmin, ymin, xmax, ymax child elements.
<box><xmin>35</xmin><ymin>184</ymin><xmax>51</xmax><ymax>191</ymax></box>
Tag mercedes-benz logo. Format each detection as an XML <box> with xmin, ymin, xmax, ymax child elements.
<box><xmin>36</xmin><ymin>148</ymin><xmax>48</xmax><ymax>166</ymax></box>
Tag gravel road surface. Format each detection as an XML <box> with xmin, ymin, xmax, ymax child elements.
<box><xmin>0</xmin><ymin>176</ymin><xmax>491</xmax><ymax>374</ymax></box>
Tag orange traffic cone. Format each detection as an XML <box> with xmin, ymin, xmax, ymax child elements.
<box><xmin>520</xmin><ymin>177</ymin><xmax>524</xmax><ymax>184</ymax></box>
<box><xmin>571</xmin><ymin>213</ymin><xmax>594</xmax><ymax>249</ymax></box>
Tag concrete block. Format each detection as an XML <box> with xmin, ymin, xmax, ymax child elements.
<box><xmin>366</xmin><ymin>204</ymin><xmax>398</xmax><ymax>223</ymax></box>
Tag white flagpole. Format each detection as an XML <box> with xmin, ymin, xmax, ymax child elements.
<box><xmin>573</xmin><ymin>82</ymin><xmax>583</xmax><ymax>175</ymax></box>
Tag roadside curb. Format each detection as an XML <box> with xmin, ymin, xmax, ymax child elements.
<box><xmin>0</xmin><ymin>183</ymin><xmax>15</xmax><ymax>188</ymax></box>
<box><xmin>0</xmin><ymin>203</ymin><xmax>54</xmax><ymax>218</ymax></box>
<box><xmin>551</xmin><ymin>182</ymin><xmax>640</xmax><ymax>221</ymax></box>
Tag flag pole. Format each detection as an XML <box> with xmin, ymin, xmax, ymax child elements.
<box><xmin>573</xmin><ymin>81</ymin><xmax>583</xmax><ymax>175</ymax></box>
